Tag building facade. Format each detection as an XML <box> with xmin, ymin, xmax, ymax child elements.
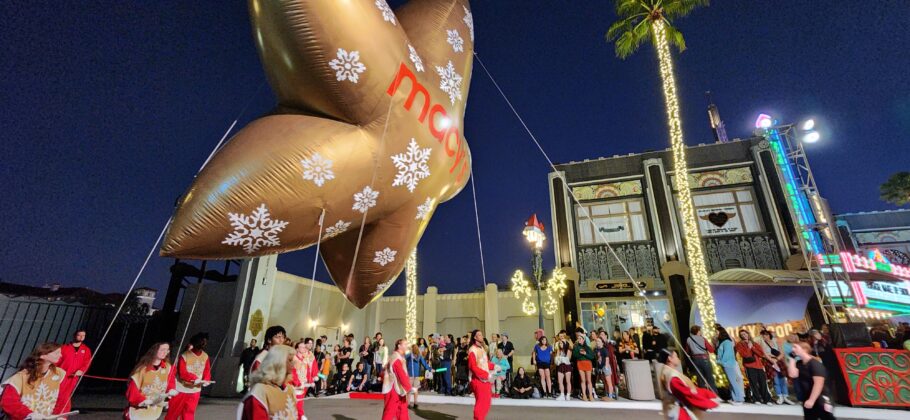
<box><xmin>548</xmin><ymin>137</ymin><xmax>816</xmax><ymax>339</ymax></box>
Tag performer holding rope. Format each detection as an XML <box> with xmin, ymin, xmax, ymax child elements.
<box><xmin>239</xmin><ymin>345</ymin><xmax>298</xmax><ymax>420</ymax></box>
<box><xmin>1</xmin><ymin>343</ymin><xmax>74</xmax><ymax>419</ymax></box>
<box><xmin>381</xmin><ymin>339</ymin><xmax>412</xmax><ymax>420</ymax></box>
<box><xmin>252</xmin><ymin>326</ymin><xmax>287</xmax><ymax>373</ymax></box>
<box><xmin>125</xmin><ymin>342</ymin><xmax>177</xmax><ymax>420</ymax></box>
<box><xmin>467</xmin><ymin>330</ymin><xmax>496</xmax><ymax>420</ymax></box>
<box><xmin>57</xmin><ymin>330</ymin><xmax>91</xmax><ymax>413</ymax></box>
<box><xmin>291</xmin><ymin>339</ymin><xmax>318</xmax><ymax>420</ymax></box>
<box><xmin>166</xmin><ymin>333</ymin><xmax>212</xmax><ymax>420</ymax></box>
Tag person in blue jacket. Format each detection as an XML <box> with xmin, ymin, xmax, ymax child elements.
<box><xmin>405</xmin><ymin>344</ymin><xmax>431</xmax><ymax>409</ymax></box>
<box><xmin>714</xmin><ymin>325</ymin><xmax>745</xmax><ymax>405</ymax></box>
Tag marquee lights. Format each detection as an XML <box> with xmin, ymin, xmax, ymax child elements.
<box><xmin>405</xmin><ymin>249</ymin><xmax>418</xmax><ymax>344</ymax></box>
<box><xmin>654</xmin><ymin>20</ymin><xmax>717</xmax><ymax>341</ymax></box>
<box><xmin>817</xmin><ymin>250</ymin><xmax>910</xmax><ymax>281</ymax></box>
<box><xmin>511</xmin><ymin>270</ymin><xmax>537</xmax><ymax>315</ymax></box>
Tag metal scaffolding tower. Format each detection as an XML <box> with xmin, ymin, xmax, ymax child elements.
<box><xmin>761</xmin><ymin>124</ymin><xmax>853</xmax><ymax>324</ymax></box>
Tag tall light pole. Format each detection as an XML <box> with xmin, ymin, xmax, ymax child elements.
<box><xmin>523</xmin><ymin>214</ymin><xmax>546</xmax><ymax>330</ymax></box>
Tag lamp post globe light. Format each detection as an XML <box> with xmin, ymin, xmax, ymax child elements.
<box><xmin>523</xmin><ymin>214</ymin><xmax>546</xmax><ymax>330</ymax></box>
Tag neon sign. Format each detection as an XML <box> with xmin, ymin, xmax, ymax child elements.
<box><xmin>817</xmin><ymin>250</ymin><xmax>910</xmax><ymax>281</ymax></box>
<box><xmin>763</xmin><ymin>127</ymin><xmax>824</xmax><ymax>255</ymax></box>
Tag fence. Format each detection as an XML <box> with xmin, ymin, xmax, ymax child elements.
<box><xmin>0</xmin><ymin>296</ymin><xmax>154</xmax><ymax>389</ymax></box>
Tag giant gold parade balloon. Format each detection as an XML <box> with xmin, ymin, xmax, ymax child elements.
<box><xmin>160</xmin><ymin>0</ymin><xmax>476</xmax><ymax>308</ymax></box>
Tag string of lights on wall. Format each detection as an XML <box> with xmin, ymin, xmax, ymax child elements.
<box><xmin>405</xmin><ymin>249</ymin><xmax>417</xmax><ymax>344</ymax></box>
<box><xmin>543</xmin><ymin>269</ymin><xmax>567</xmax><ymax>315</ymax></box>
<box><xmin>511</xmin><ymin>270</ymin><xmax>537</xmax><ymax>315</ymax></box>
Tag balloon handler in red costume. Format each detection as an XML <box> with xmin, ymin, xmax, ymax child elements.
<box><xmin>468</xmin><ymin>330</ymin><xmax>497</xmax><ymax>420</ymax></box>
<box><xmin>125</xmin><ymin>342</ymin><xmax>177</xmax><ymax>420</ymax></box>
<box><xmin>381</xmin><ymin>339</ymin><xmax>413</xmax><ymax>420</ymax></box>
<box><xmin>239</xmin><ymin>345</ymin><xmax>298</xmax><ymax>420</ymax></box>
<box><xmin>657</xmin><ymin>348</ymin><xmax>719</xmax><ymax>420</ymax></box>
<box><xmin>166</xmin><ymin>333</ymin><xmax>212</xmax><ymax>420</ymax></box>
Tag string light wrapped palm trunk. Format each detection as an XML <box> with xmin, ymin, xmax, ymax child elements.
<box><xmin>405</xmin><ymin>249</ymin><xmax>418</xmax><ymax>344</ymax></box>
<box><xmin>653</xmin><ymin>19</ymin><xmax>724</xmax><ymax>386</ymax></box>
<box><xmin>652</xmin><ymin>20</ymin><xmax>716</xmax><ymax>338</ymax></box>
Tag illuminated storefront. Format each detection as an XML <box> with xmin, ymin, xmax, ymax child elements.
<box><xmin>549</xmin><ymin>137</ymin><xmax>812</xmax><ymax>337</ymax></box>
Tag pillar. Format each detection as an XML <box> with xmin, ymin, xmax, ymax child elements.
<box><xmin>423</xmin><ymin>286</ymin><xmax>438</xmax><ymax>336</ymax></box>
<box><xmin>484</xmin><ymin>283</ymin><xmax>500</xmax><ymax>338</ymax></box>
<box><xmin>208</xmin><ymin>254</ymin><xmax>277</xmax><ymax>397</ymax></box>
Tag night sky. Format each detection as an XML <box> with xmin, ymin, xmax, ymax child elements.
<box><xmin>2</xmin><ymin>1</ymin><xmax>908</xmax><ymax>301</ymax></box>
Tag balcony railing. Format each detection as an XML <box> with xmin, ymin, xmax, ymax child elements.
<box><xmin>576</xmin><ymin>241</ymin><xmax>660</xmax><ymax>287</ymax></box>
<box><xmin>702</xmin><ymin>232</ymin><xmax>783</xmax><ymax>273</ymax></box>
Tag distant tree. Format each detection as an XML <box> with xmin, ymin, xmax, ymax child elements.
<box><xmin>880</xmin><ymin>172</ymin><xmax>910</xmax><ymax>206</ymax></box>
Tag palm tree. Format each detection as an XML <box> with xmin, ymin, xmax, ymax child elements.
<box><xmin>881</xmin><ymin>172</ymin><xmax>910</xmax><ymax>207</ymax></box>
<box><xmin>605</xmin><ymin>0</ymin><xmax>717</xmax><ymax>339</ymax></box>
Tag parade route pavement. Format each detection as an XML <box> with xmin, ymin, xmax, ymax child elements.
<box><xmin>75</xmin><ymin>393</ymin><xmax>907</xmax><ymax>419</ymax></box>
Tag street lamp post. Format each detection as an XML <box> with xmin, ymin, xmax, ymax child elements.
<box><xmin>524</xmin><ymin>214</ymin><xmax>546</xmax><ymax>330</ymax></box>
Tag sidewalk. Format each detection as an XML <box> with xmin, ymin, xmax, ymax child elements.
<box><xmin>341</xmin><ymin>393</ymin><xmax>908</xmax><ymax>420</ymax></box>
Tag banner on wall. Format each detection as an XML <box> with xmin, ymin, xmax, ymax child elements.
<box><xmin>697</xmin><ymin>206</ymin><xmax>742</xmax><ymax>236</ymax></box>
<box><xmin>723</xmin><ymin>320</ymin><xmax>807</xmax><ymax>341</ymax></box>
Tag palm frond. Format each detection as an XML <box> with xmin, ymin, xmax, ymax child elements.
<box><xmin>662</xmin><ymin>20</ymin><xmax>687</xmax><ymax>53</ymax></box>
<box><xmin>661</xmin><ymin>0</ymin><xmax>710</xmax><ymax>20</ymax></box>
<box><xmin>606</xmin><ymin>18</ymin><xmax>632</xmax><ymax>42</ymax></box>
<box><xmin>615</xmin><ymin>0</ymin><xmax>647</xmax><ymax>18</ymax></box>
<box><xmin>614</xmin><ymin>19</ymin><xmax>652</xmax><ymax>59</ymax></box>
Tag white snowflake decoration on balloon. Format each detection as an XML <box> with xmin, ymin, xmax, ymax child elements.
<box><xmin>435</xmin><ymin>60</ymin><xmax>463</xmax><ymax>105</ymax></box>
<box><xmin>222</xmin><ymin>204</ymin><xmax>289</xmax><ymax>254</ymax></box>
<box><xmin>373</xmin><ymin>247</ymin><xmax>397</xmax><ymax>266</ymax></box>
<box><xmin>391</xmin><ymin>139</ymin><xmax>432</xmax><ymax>193</ymax></box>
<box><xmin>408</xmin><ymin>44</ymin><xmax>424</xmax><ymax>72</ymax></box>
<box><xmin>329</xmin><ymin>48</ymin><xmax>366</xmax><ymax>83</ymax></box>
<box><xmin>446</xmin><ymin>29</ymin><xmax>464</xmax><ymax>53</ymax></box>
<box><xmin>324</xmin><ymin>220</ymin><xmax>351</xmax><ymax>239</ymax></box>
<box><xmin>300</xmin><ymin>152</ymin><xmax>334</xmax><ymax>187</ymax></box>
<box><xmin>352</xmin><ymin>186</ymin><xmax>380</xmax><ymax>213</ymax></box>
<box><xmin>375</xmin><ymin>0</ymin><xmax>396</xmax><ymax>26</ymax></box>
<box><xmin>463</xmin><ymin>6</ymin><xmax>474</xmax><ymax>42</ymax></box>
<box><xmin>371</xmin><ymin>277</ymin><xmax>397</xmax><ymax>297</ymax></box>
<box><xmin>416</xmin><ymin>197</ymin><xmax>434</xmax><ymax>220</ymax></box>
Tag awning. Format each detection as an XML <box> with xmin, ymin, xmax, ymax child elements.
<box><xmin>708</xmin><ymin>268</ymin><xmax>907</xmax><ymax>284</ymax></box>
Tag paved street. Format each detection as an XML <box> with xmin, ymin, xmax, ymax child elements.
<box><xmin>74</xmin><ymin>393</ymin><xmax>906</xmax><ymax>419</ymax></box>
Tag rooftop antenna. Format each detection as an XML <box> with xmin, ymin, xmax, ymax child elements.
<box><xmin>706</xmin><ymin>91</ymin><xmax>729</xmax><ymax>143</ymax></box>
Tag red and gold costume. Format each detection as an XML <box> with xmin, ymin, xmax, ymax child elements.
<box><xmin>658</xmin><ymin>366</ymin><xmax>718</xmax><ymax>420</ymax></box>
<box><xmin>468</xmin><ymin>344</ymin><xmax>494</xmax><ymax>420</ymax></box>
<box><xmin>125</xmin><ymin>361</ymin><xmax>176</xmax><ymax>420</ymax></box>
<box><xmin>240</xmin><ymin>382</ymin><xmax>298</xmax><ymax>420</ymax></box>
<box><xmin>381</xmin><ymin>352</ymin><xmax>411</xmax><ymax>420</ymax></box>
<box><xmin>289</xmin><ymin>352</ymin><xmax>317</xmax><ymax>420</ymax></box>
<box><xmin>165</xmin><ymin>350</ymin><xmax>210</xmax><ymax>420</ymax></box>
<box><xmin>57</xmin><ymin>341</ymin><xmax>92</xmax><ymax>412</ymax></box>
<box><xmin>0</xmin><ymin>366</ymin><xmax>66</xmax><ymax>420</ymax></box>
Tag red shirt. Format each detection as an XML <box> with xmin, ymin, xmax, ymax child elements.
<box><xmin>59</xmin><ymin>343</ymin><xmax>92</xmax><ymax>376</ymax></box>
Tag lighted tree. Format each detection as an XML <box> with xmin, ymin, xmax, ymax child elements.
<box><xmin>605</xmin><ymin>0</ymin><xmax>717</xmax><ymax>339</ymax></box>
<box><xmin>880</xmin><ymin>172</ymin><xmax>910</xmax><ymax>207</ymax></box>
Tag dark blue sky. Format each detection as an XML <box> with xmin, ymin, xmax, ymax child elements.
<box><xmin>2</xmin><ymin>1</ymin><xmax>908</xmax><ymax>299</ymax></box>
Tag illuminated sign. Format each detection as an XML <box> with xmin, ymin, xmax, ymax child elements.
<box><xmin>763</xmin><ymin>127</ymin><xmax>824</xmax><ymax>255</ymax></box>
<box><xmin>817</xmin><ymin>250</ymin><xmax>910</xmax><ymax>281</ymax></box>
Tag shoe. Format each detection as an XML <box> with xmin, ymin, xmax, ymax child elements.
<box><xmin>731</xmin><ymin>401</ymin><xmax>743</xmax><ymax>406</ymax></box>
<box><xmin>765</xmin><ymin>401</ymin><xmax>774</xmax><ymax>405</ymax></box>
<box><xmin>783</xmin><ymin>398</ymin><xmax>795</xmax><ymax>405</ymax></box>
<box><xmin>414</xmin><ymin>404</ymin><xmax>419</xmax><ymax>409</ymax></box>
<box><xmin>600</xmin><ymin>396</ymin><xmax>613</xmax><ymax>401</ymax></box>
<box><xmin>559</xmin><ymin>394</ymin><xmax>565</xmax><ymax>401</ymax></box>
